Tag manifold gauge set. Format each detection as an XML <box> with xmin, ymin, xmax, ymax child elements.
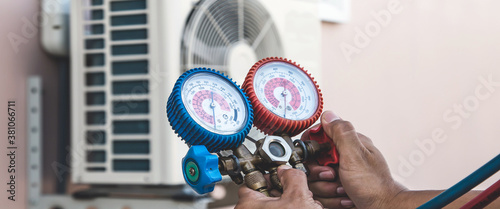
<box><xmin>167</xmin><ymin>57</ymin><xmax>339</xmax><ymax>195</ymax></box>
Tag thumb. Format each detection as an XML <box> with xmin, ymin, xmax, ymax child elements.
<box><xmin>321</xmin><ymin>111</ymin><xmax>366</xmax><ymax>161</ymax></box>
<box><xmin>277</xmin><ymin>165</ymin><xmax>311</xmax><ymax>198</ymax></box>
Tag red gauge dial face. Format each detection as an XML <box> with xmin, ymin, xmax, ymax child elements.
<box><xmin>264</xmin><ymin>77</ymin><xmax>301</xmax><ymax>111</ymax></box>
<box><xmin>253</xmin><ymin>62</ymin><xmax>319</xmax><ymax>120</ymax></box>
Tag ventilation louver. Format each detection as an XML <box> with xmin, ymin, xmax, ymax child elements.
<box><xmin>182</xmin><ymin>0</ymin><xmax>283</xmax><ymax>80</ymax></box>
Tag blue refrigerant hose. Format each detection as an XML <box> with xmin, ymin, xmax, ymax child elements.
<box><xmin>417</xmin><ymin>154</ymin><xmax>500</xmax><ymax>209</ymax></box>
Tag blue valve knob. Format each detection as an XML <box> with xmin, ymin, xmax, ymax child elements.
<box><xmin>182</xmin><ymin>145</ymin><xmax>222</xmax><ymax>194</ymax></box>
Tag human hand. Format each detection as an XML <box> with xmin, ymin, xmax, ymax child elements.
<box><xmin>304</xmin><ymin>159</ymin><xmax>354</xmax><ymax>208</ymax></box>
<box><xmin>235</xmin><ymin>165</ymin><xmax>323</xmax><ymax>209</ymax></box>
<box><xmin>304</xmin><ymin>111</ymin><xmax>407</xmax><ymax>209</ymax></box>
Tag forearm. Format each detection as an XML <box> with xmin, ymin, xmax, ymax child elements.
<box><xmin>390</xmin><ymin>190</ymin><xmax>500</xmax><ymax>209</ymax></box>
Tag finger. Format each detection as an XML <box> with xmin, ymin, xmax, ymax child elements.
<box><xmin>314</xmin><ymin>196</ymin><xmax>355</xmax><ymax>209</ymax></box>
<box><xmin>314</xmin><ymin>200</ymin><xmax>324</xmax><ymax>208</ymax></box>
<box><xmin>270</xmin><ymin>189</ymin><xmax>282</xmax><ymax>197</ymax></box>
<box><xmin>309</xmin><ymin>181</ymin><xmax>346</xmax><ymax>198</ymax></box>
<box><xmin>277</xmin><ymin>165</ymin><xmax>311</xmax><ymax>198</ymax></box>
<box><xmin>307</xmin><ymin>161</ymin><xmax>336</xmax><ymax>181</ymax></box>
<box><xmin>238</xmin><ymin>185</ymin><xmax>271</xmax><ymax>200</ymax></box>
<box><xmin>263</xmin><ymin>173</ymin><xmax>273</xmax><ymax>190</ymax></box>
<box><xmin>236</xmin><ymin>185</ymin><xmax>278</xmax><ymax>209</ymax></box>
<box><xmin>321</xmin><ymin>111</ymin><xmax>362</xmax><ymax>150</ymax></box>
<box><xmin>321</xmin><ymin>111</ymin><xmax>367</xmax><ymax>162</ymax></box>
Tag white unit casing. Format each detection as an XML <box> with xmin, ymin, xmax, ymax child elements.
<box><xmin>41</xmin><ymin>0</ymin><xmax>71</xmax><ymax>56</ymax></box>
<box><xmin>70</xmin><ymin>0</ymin><xmax>320</xmax><ymax>185</ymax></box>
<box><xmin>319</xmin><ymin>0</ymin><xmax>351</xmax><ymax>23</ymax></box>
<box><xmin>259</xmin><ymin>0</ymin><xmax>322</xmax><ymax>81</ymax></box>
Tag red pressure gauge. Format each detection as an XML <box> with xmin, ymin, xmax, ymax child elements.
<box><xmin>242</xmin><ymin>57</ymin><xmax>323</xmax><ymax>136</ymax></box>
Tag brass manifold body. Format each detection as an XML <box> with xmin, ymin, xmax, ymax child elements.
<box><xmin>218</xmin><ymin>134</ymin><xmax>331</xmax><ymax>196</ymax></box>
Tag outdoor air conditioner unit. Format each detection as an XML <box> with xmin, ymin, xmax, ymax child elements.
<box><xmin>70</xmin><ymin>0</ymin><xmax>321</xmax><ymax>185</ymax></box>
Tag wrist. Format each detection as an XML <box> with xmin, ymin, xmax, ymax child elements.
<box><xmin>386</xmin><ymin>189</ymin><xmax>410</xmax><ymax>209</ymax></box>
<box><xmin>375</xmin><ymin>183</ymin><xmax>409</xmax><ymax>209</ymax></box>
<box><xmin>380</xmin><ymin>189</ymin><xmax>446</xmax><ymax>209</ymax></box>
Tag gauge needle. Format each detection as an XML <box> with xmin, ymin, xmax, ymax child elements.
<box><xmin>282</xmin><ymin>80</ymin><xmax>287</xmax><ymax>118</ymax></box>
<box><xmin>210</xmin><ymin>91</ymin><xmax>216</xmax><ymax>130</ymax></box>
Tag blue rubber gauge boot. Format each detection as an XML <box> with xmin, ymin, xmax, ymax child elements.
<box><xmin>167</xmin><ymin>68</ymin><xmax>253</xmax><ymax>153</ymax></box>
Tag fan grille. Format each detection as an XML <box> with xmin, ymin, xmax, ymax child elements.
<box><xmin>182</xmin><ymin>0</ymin><xmax>283</xmax><ymax>77</ymax></box>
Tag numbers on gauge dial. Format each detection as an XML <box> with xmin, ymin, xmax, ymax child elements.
<box><xmin>254</xmin><ymin>62</ymin><xmax>319</xmax><ymax>120</ymax></box>
<box><xmin>181</xmin><ymin>73</ymin><xmax>248</xmax><ymax>135</ymax></box>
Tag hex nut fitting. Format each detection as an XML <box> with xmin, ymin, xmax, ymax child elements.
<box><xmin>258</xmin><ymin>135</ymin><xmax>293</xmax><ymax>163</ymax></box>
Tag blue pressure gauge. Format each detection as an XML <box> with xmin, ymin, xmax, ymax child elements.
<box><xmin>167</xmin><ymin>68</ymin><xmax>253</xmax><ymax>152</ymax></box>
<box><xmin>167</xmin><ymin>68</ymin><xmax>253</xmax><ymax>194</ymax></box>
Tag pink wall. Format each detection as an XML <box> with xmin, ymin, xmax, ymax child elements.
<box><xmin>1</xmin><ymin>0</ymin><xmax>59</xmax><ymax>208</ymax></box>
<box><xmin>321</xmin><ymin>0</ymin><xmax>500</xmax><ymax>190</ymax></box>
<box><xmin>2</xmin><ymin>1</ymin><xmax>500</xmax><ymax>208</ymax></box>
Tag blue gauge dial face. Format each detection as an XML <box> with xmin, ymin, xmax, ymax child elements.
<box><xmin>181</xmin><ymin>72</ymin><xmax>248</xmax><ymax>135</ymax></box>
<box><xmin>253</xmin><ymin>62</ymin><xmax>318</xmax><ymax>120</ymax></box>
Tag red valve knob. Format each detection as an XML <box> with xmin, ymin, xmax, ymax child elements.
<box><xmin>308</xmin><ymin>125</ymin><xmax>339</xmax><ymax>166</ymax></box>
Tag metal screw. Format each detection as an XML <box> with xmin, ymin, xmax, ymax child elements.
<box><xmin>189</xmin><ymin>167</ymin><xmax>195</xmax><ymax>176</ymax></box>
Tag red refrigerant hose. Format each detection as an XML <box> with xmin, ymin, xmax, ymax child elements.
<box><xmin>460</xmin><ymin>178</ymin><xmax>500</xmax><ymax>209</ymax></box>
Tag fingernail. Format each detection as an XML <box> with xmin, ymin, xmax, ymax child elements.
<box><xmin>337</xmin><ymin>186</ymin><xmax>346</xmax><ymax>195</ymax></box>
<box><xmin>278</xmin><ymin>165</ymin><xmax>292</xmax><ymax>170</ymax></box>
<box><xmin>323</xmin><ymin>111</ymin><xmax>340</xmax><ymax>123</ymax></box>
<box><xmin>341</xmin><ymin>199</ymin><xmax>354</xmax><ymax>208</ymax></box>
<box><xmin>277</xmin><ymin>165</ymin><xmax>292</xmax><ymax>179</ymax></box>
<box><xmin>310</xmin><ymin>124</ymin><xmax>321</xmax><ymax>132</ymax></box>
<box><xmin>318</xmin><ymin>171</ymin><xmax>334</xmax><ymax>180</ymax></box>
